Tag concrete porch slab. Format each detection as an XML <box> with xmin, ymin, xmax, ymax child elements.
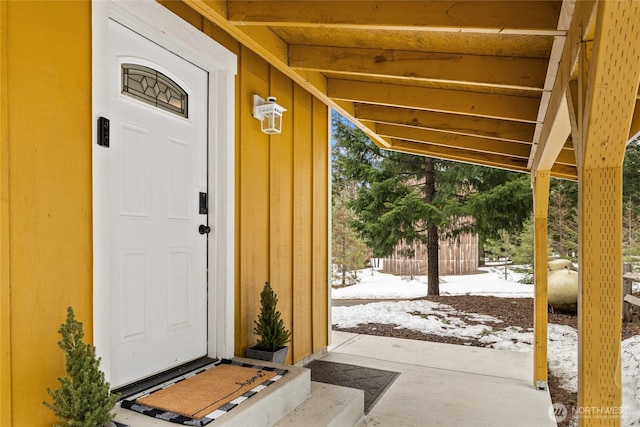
<box><xmin>327</xmin><ymin>332</ymin><xmax>556</xmax><ymax>427</ymax></box>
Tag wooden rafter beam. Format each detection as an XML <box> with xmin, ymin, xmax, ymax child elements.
<box><xmin>390</xmin><ymin>138</ymin><xmax>576</xmax><ymax>179</ymax></box>
<box><xmin>389</xmin><ymin>139</ymin><xmax>530</xmax><ymax>171</ymax></box>
<box><xmin>533</xmin><ymin>95</ymin><xmax>572</xmax><ymax>170</ymax></box>
<box><xmin>355</xmin><ymin>104</ymin><xmax>535</xmax><ymax>143</ymax></box>
<box><xmin>228</xmin><ymin>1</ymin><xmax>564</xmax><ymax>35</ymax></box>
<box><xmin>555</xmin><ymin>147</ymin><xmax>576</xmax><ymax>166</ymax></box>
<box><xmin>376</xmin><ymin>123</ymin><xmax>531</xmax><ymax>159</ymax></box>
<box><xmin>550</xmin><ymin>163</ymin><xmax>577</xmax><ymax>180</ymax></box>
<box><xmin>289</xmin><ymin>45</ymin><xmax>548</xmax><ymax>90</ymax></box>
<box><xmin>328</xmin><ymin>79</ymin><xmax>541</xmax><ymax>122</ymax></box>
<box><xmin>530</xmin><ymin>0</ymin><xmax>595</xmax><ymax>172</ymax></box>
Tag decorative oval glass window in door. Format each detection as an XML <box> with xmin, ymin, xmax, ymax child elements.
<box><xmin>121</xmin><ymin>63</ymin><xmax>188</xmax><ymax>118</ymax></box>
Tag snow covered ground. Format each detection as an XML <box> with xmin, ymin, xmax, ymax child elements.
<box><xmin>331</xmin><ymin>266</ymin><xmax>640</xmax><ymax>426</ymax></box>
<box><xmin>333</xmin><ymin>265</ymin><xmax>531</xmax><ymax>299</ymax></box>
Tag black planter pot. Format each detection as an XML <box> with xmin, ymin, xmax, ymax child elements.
<box><xmin>245</xmin><ymin>346</ymin><xmax>289</xmax><ymax>364</ymax></box>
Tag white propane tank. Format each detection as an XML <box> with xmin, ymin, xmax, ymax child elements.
<box><xmin>548</xmin><ymin>268</ymin><xmax>578</xmax><ymax>312</ymax></box>
<box><xmin>548</xmin><ymin>259</ymin><xmax>576</xmax><ymax>272</ymax></box>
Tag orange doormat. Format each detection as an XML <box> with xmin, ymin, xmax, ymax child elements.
<box><xmin>136</xmin><ymin>364</ymin><xmax>276</xmax><ymax>419</ymax></box>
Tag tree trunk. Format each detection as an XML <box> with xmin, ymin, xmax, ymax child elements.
<box><xmin>424</xmin><ymin>157</ymin><xmax>439</xmax><ymax>295</ymax></box>
<box><xmin>341</xmin><ymin>238</ymin><xmax>346</xmax><ymax>285</ymax></box>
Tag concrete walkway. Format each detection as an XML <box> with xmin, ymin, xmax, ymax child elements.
<box><xmin>324</xmin><ymin>331</ymin><xmax>557</xmax><ymax>427</ymax></box>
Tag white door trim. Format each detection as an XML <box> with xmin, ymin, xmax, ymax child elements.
<box><xmin>92</xmin><ymin>0</ymin><xmax>236</xmax><ymax>382</ymax></box>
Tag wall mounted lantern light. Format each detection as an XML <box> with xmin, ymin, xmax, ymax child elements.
<box><xmin>253</xmin><ymin>95</ymin><xmax>287</xmax><ymax>135</ymax></box>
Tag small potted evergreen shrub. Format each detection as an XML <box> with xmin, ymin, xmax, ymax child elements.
<box><xmin>43</xmin><ymin>307</ymin><xmax>119</xmax><ymax>427</ymax></box>
<box><xmin>245</xmin><ymin>282</ymin><xmax>292</xmax><ymax>363</ymax></box>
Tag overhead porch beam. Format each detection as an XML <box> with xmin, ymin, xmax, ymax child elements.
<box><xmin>390</xmin><ymin>138</ymin><xmax>576</xmax><ymax>179</ymax></box>
<box><xmin>530</xmin><ymin>0</ymin><xmax>596</xmax><ymax>172</ymax></box>
<box><xmin>227</xmin><ymin>1</ymin><xmax>564</xmax><ymax>36</ymax></box>
<box><xmin>376</xmin><ymin>123</ymin><xmax>531</xmax><ymax>159</ymax></box>
<box><xmin>289</xmin><ymin>45</ymin><xmax>548</xmax><ymax>90</ymax></box>
<box><xmin>355</xmin><ymin>104</ymin><xmax>536</xmax><ymax>143</ymax></box>
<box><xmin>532</xmin><ymin>96</ymin><xmax>572</xmax><ymax>171</ymax></box>
<box><xmin>389</xmin><ymin>138</ymin><xmax>529</xmax><ymax>171</ymax></box>
<box><xmin>550</xmin><ymin>163</ymin><xmax>577</xmax><ymax>180</ymax></box>
<box><xmin>328</xmin><ymin>79</ymin><xmax>541</xmax><ymax>122</ymax></box>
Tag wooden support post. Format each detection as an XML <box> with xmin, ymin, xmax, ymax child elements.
<box><xmin>573</xmin><ymin>2</ymin><xmax>640</xmax><ymax>425</ymax></box>
<box><xmin>623</xmin><ymin>264</ymin><xmax>633</xmax><ymax>323</ymax></box>
<box><xmin>533</xmin><ymin>170</ymin><xmax>550</xmax><ymax>389</ymax></box>
<box><xmin>578</xmin><ymin>167</ymin><xmax>624</xmax><ymax>426</ymax></box>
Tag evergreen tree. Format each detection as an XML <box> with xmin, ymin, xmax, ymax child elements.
<box><xmin>333</xmin><ymin>114</ymin><xmax>443</xmax><ymax>294</ymax></box>
<box><xmin>253</xmin><ymin>282</ymin><xmax>292</xmax><ymax>352</ymax></box>
<box><xmin>624</xmin><ymin>197</ymin><xmax>640</xmax><ymax>257</ymax></box>
<box><xmin>623</xmin><ymin>140</ymin><xmax>640</xmax><ymax>257</ymax></box>
<box><xmin>44</xmin><ymin>307</ymin><xmax>118</xmax><ymax>427</ymax></box>
<box><xmin>437</xmin><ymin>163</ymin><xmax>533</xmax><ymax>267</ymax></box>
<box><xmin>332</xmin><ymin>112</ymin><xmax>535</xmax><ymax>293</ymax></box>
<box><xmin>484</xmin><ymin>231</ymin><xmax>516</xmax><ymax>279</ymax></box>
<box><xmin>513</xmin><ymin>213</ymin><xmax>535</xmax><ymax>265</ymax></box>
<box><xmin>623</xmin><ymin>139</ymin><xmax>640</xmax><ymax>206</ymax></box>
<box><xmin>548</xmin><ymin>179</ymin><xmax>578</xmax><ymax>259</ymax></box>
<box><xmin>332</xmin><ymin>185</ymin><xmax>370</xmax><ymax>285</ymax></box>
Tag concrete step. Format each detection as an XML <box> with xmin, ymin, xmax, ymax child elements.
<box><xmin>112</xmin><ymin>357</ymin><xmax>311</xmax><ymax>427</ymax></box>
<box><xmin>274</xmin><ymin>381</ymin><xmax>364</xmax><ymax>427</ymax></box>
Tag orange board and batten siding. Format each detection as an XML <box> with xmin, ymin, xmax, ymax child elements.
<box><xmin>0</xmin><ymin>2</ymin><xmax>330</xmax><ymax>426</ymax></box>
<box><xmin>1</xmin><ymin>1</ymin><xmax>94</xmax><ymax>426</ymax></box>
<box><xmin>237</xmin><ymin>47</ymin><xmax>330</xmax><ymax>364</ymax></box>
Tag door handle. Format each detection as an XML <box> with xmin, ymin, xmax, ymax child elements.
<box><xmin>198</xmin><ymin>224</ymin><xmax>211</xmax><ymax>235</ymax></box>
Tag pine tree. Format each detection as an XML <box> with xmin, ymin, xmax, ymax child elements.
<box><xmin>513</xmin><ymin>213</ymin><xmax>535</xmax><ymax>265</ymax></box>
<box><xmin>438</xmin><ymin>163</ymin><xmax>533</xmax><ymax>260</ymax></box>
<box><xmin>44</xmin><ymin>307</ymin><xmax>118</xmax><ymax>427</ymax></box>
<box><xmin>253</xmin><ymin>282</ymin><xmax>292</xmax><ymax>352</ymax></box>
<box><xmin>332</xmin><ymin>185</ymin><xmax>369</xmax><ymax>286</ymax></box>
<box><xmin>548</xmin><ymin>179</ymin><xmax>578</xmax><ymax>259</ymax></box>
<box><xmin>332</xmin><ymin>112</ymin><xmax>534</xmax><ymax>293</ymax></box>
<box><xmin>333</xmin><ymin>114</ymin><xmax>443</xmax><ymax>294</ymax></box>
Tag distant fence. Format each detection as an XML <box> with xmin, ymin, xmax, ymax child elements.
<box><xmin>623</xmin><ymin>263</ymin><xmax>640</xmax><ymax>322</ymax></box>
<box><xmin>382</xmin><ymin>233</ymin><xmax>478</xmax><ymax>276</ymax></box>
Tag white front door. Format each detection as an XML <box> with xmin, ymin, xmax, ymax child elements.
<box><xmin>106</xmin><ymin>19</ymin><xmax>209</xmax><ymax>387</ymax></box>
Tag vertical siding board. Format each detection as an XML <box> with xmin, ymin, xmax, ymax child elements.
<box><xmin>0</xmin><ymin>1</ymin><xmax>10</xmax><ymax>423</ymax></box>
<box><xmin>292</xmin><ymin>84</ymin><xmax>313</xmax><ymax>361</ymax></box>
<box><xmin>8</xmin><ymin>2</ymin><xmax>92</xmax><ymax>424</ymax></box>
<box><xmin>268</xmin><ymin>67</ymin><xmax>294</xmax><ymax>363</ymax></box>
<box><xmin>238</xmin><ymin>47</ymin><xmax>271</xmax><ymax>353</ymax></box>
<box><xmin>312</xmin><ymin>97</ymin><xmax>329</xmax><ymax>352</ymax></box>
